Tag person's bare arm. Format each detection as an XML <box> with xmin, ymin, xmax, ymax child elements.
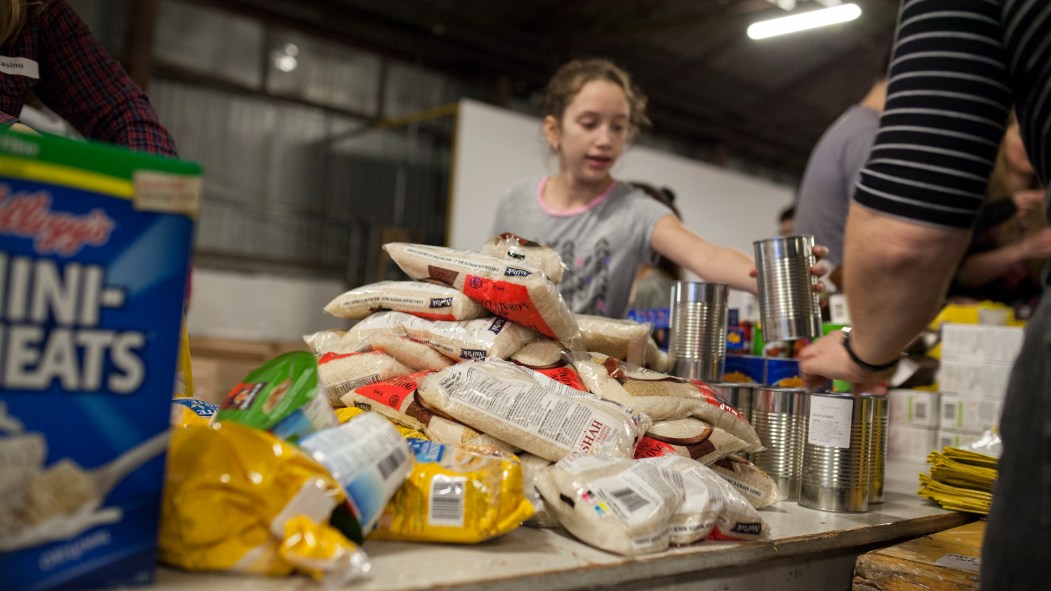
<box><xmin>956</xmin><ymin>227</ymin><xmax>1051</xmax><ymax>288</ymax></box>
<box><xmin>649</xmin><ymin>214</ymin><xmax>757</xmax><ymax>293</ymax></box>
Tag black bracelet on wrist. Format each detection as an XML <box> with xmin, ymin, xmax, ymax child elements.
<box><xmin>840</xmin><ymin>327</ymin><xmax>901</xmax><ymax>372</ymax></box>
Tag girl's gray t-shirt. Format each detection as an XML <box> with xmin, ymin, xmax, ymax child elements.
<box><xmin>491</xmin><ymin>178</ymin><xmax>674</xmax><ymax>318</ymax></box>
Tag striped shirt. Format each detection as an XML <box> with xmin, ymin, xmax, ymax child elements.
<box><xmin>855</xmin><ymin>0</ymin><xmax>1050</xmax><ymax>228</ymax></box>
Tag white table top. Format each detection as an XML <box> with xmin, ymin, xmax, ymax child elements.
<box><xmin>150</xmin><ymin>479</ymin><xmax>972</xmax><ymax>591</ymax></box>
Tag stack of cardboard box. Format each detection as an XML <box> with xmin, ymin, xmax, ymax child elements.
<box><xmin>934</xmin><ymin>323</ymin><xmax>1021</xmax><ymax>448</ymax></box>
<box><xmin>884</xmin><ymin>322</ymin><xmax>1021</xmax><ymax>488</ymax></box>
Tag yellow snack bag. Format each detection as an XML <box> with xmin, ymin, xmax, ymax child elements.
<box><xmin>159</xmin><ymin>422</ymin><xmax>368</xmax><ymax>583</ymax></box>
<box><xmin>370</xmin><ymin>440</ymin><xmax>535</xmax><ymax>543</ymax></box>
<box><xmin>170</xmin><ymin>398</ymin><xmax>220</xmax><ymax>429</ymax></box>
<box><xmin>335</xmin><ymin>406</ymin><xmax>430</xmax><ymax>440</ymax></box>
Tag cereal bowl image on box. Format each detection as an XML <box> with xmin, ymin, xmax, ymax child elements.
<box><xmin>0</xmin><ymin>129</ymin><xmax>200</xmax><ymax>591</ymax></box>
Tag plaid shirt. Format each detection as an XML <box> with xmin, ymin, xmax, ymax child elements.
<box><xmin>0</xmin><ymin>0</ymin><xmax>177</xmax><ymax>156</ymax></box>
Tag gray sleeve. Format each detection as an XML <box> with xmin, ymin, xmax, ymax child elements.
<box><xmin>845</xmin><ymin>121</ymin><xmax>879</xmax><ymax>201</ymax></box>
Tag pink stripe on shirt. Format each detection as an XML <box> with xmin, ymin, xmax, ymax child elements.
<box><xmin>537</xmin><ymin>177</ymin><xmax>618</xmax><ymax>217</ymax></box>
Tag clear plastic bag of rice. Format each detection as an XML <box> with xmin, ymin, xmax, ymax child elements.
<box><xmin>575</xmin><ymin>314</ymin><xmax>651</xmax><ymax>366</ymax></box>
<box><xmin>364</xmin><ymin>332</ymin><xmax>455</xmax><ymax>372</ymax></box>
<box><xmin>382</xmin><ymin>242</ymin><xmax>582</xmax><ymax>348</ymax></box>
<box><xmin>346</xmin><ymin>310</ymin><xmax>537</xmax><ymax>362</ymax></box>
<box><xmin>569</xmin><ymin>352</ymin><xmax>762</xmax><ymax>452</ymax></box>
<box><xmin>510</xmin><ymin>338</ymin><xmax>588</xmax><ymax>392</ymax></box>
<box><xmin>516</xmin><ymin>452</ymin><xmax>560</xmax><ymax>528</ymax></box>
<box><xmin>643</xmin><ymin>454</ymin><xmax>769</xmax><ymax>543</ymax></box>
<box><xmin>634</xmin><ymin>417</ymin><xmax>749</xmax><ymax>465</ymax></box>
<box><xmin>708</xmin><ymin>454</ymin><xmax>784</xmax><ymax>509</ymax></box>
<box><xmin>535</xmin><ymin>453</ymin><xmax>683</xmax><ymax>555</ymax></box>
<box><xmin>644</xmin><ymin>336</ymin><xmax>671</xmax><ymax>373</ymax></box>
<box><xmin>303</xmin><ymin>329</ymin><xmax>347</xmax><ymax>356</ymax></box>
<box><xmin>479</xmin><ymin>232</ymin><xmax>567</xmax><ymax>284</ymax></box>
<box><xmin>317</xmin><ymin>350</ymin><xmax>414</xmax><ymax>407</ymax></box>
<box><xmin>340</xmin><ymin>371</ymin><xmax>519</xmax><ymax>454</ymax></box>
<box><xmin>417</xmin><ymin>359</ymin><xmax>649</xmax><ymax>462</ymax></box>
<box><xmin>324</xmin><ymin>280</ymin><xmax>488</xmax><ymax>321</ymax></box>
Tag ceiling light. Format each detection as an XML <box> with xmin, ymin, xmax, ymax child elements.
<box><xmin>747</xmin><ymin>3</ymin><xmax>862</xmax><ymax>40</ymax></box>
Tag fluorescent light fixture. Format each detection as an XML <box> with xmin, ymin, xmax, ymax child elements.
<box><xmin>747</xmin><ymin>3</ymin><xmax>862</xmax><ymax>40</ymax></box>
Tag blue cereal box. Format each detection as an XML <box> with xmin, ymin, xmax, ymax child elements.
<box><xmin>0</xmin><ymin>130</ymin><xmax>200</xmax><ymax>590</ymax></box>
<box><xmin>766</xmin><ymin>357</ymin><xmax>802</xmax><ymax>387</ymax></box>
<box><xmin>722</xmin><ymin>354</ymin><xmax>765</xmax><ymax>384</ymax></box>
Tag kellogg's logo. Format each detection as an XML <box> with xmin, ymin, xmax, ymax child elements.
<box><xmin>0</xmin><ymin>188</ymin><xmax>115</xmax><ymax>255</ymax></box>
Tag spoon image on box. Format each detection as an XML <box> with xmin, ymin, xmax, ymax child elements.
<box><xmin>0</xmin><ymin>430</ymin><xmax>171</xmax><ymax>551</ymax></box>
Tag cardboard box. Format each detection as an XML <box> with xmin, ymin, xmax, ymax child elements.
<box><xmin>888</xmin><ymin>389</ymin><xmax>940</xmax><ymax>428</ymax></box>
<box><xmin>937</xmin><ymin>428</ymin><xmax>984</xmax><ymax>450</ymax></box>
<box><xmin>0</xmin><ymin>130</ymin><xmax>200</xmax><ymax>590</ymax></box>
<box><xmin>188</xmin><ymin>336</ymin><xmax>309</xmax><ymax>404</ymax></box>
<box><xmin>939</xmin><ymin>395</ymin><xmax>1003</xmax><ymax>433</ymax></box>
<box><xmin>936</xmin><ymin>359</ymin><xmax>1012</xmax><ymax>399</ymax></box>
<box><xmin>853</xmin><ymin>520</ymin><xmax>982</xmax><ymax>590</ymax></box>
<box><xmin>939</xmin><ymin>323</ymin><xmax>1023</xmax><ymax>364</ymax></box>
<box><xmin>888</xmin><ymin>424</ymin><xmax>939</xmax><ymax>463</ymax></box>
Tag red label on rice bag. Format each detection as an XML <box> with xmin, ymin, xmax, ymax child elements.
<box><xmin>532</xmin><ymin>366</ymin><xmax>587</xmax><ymax>392</ymax></box>
<box><xmin>462</xmin><ymin>274</ymin><xmax>555</xmax><ymax>337</ymax></box>
<box><xmin>633</xmin><ymin>436</ymin><xmax>677</xmax><ymax>459</ymax></box>
<box><xmin>318</xmin><ymin>350</ymin><xmax>363</xmax><ymax>365</ymax></box>
<box><xmin>689</xmin><ymin>379</ymin><xmax>748</xmax><ymax>423</ymax></box>
<box><xmin>409</xmin><ymin>311</ymin><xmax>457</xmax><ymax>322</ymax></box>
<box><xmin>353</xmin><ymin>371</ymin><xmax>433</xmax><ymax>410</ymax></box>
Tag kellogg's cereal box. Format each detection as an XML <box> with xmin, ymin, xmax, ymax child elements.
<box><xmin>0</xmin><ymin>129</ymin><xmax>200</xmax><ymax>590</ymax></box>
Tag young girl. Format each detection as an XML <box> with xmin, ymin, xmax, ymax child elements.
<box><xmin>491</xmin><ymin>58</ymin><xmax>816</xmax><ymax>318</ymax></box>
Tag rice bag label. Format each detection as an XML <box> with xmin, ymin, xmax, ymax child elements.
<box><xmin>462</xmin><ymin>274</ymin><xmax>554</xmax><ymax>337</ymax></box>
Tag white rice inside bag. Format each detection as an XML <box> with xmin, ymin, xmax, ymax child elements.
<box><xmin>427</xmin><ymin>317</ymin><xmax>537</xmax><ymax>361</ymax></box>
<box><xmin>570</xmin><ymin>352</ymin><xmax>762</xmax><ymax>452</ymax></box>
<box><xmin>634</xmin><ymin>418</ymin><xmax>749</xmax><ymax>466</ymax></box>
<box><xmin>644</xmin><ymin>337</ymin><xmax>671</xmax><ymax>373</ymax></box>
<box><xmin>368</xmin><ymin>333</ymin><xmax>455</xmax><ymax>372</ymax></box>
<box><xmin>417</xmin><ymin>359</ymin><xmax>649</xmax><ymax>462</ymax></box>
<box><xmin>708</xmin><ymin>454</ymin><xmax>785</xmax><ymax>509</ymax></box>
<box><xmin>345</xmin><ymin>311</ymin><xmax>536</xmax><ymax>362</ymax></box>
<box><xmin>303</xmin><ymin>329</ymin><xmax>347</xmax><ymax>356</ymax></box>
<box><xmin>340</xmin><ymin>371</ymin><xmax>518</xmax><ymax>454</ymax></box>
<box><xmin>535</xmin><ymin>454</ymin><xmax>683</xmax><ymax>555</ymax></box>
<box><xmin>516</xmin><ymin>452</ymin><xmax>560</xmax><ymax>529</ymax></box>
<box><xmin>575</xmin><ymin>314</ymin><xmax>651</xmax><ymax>366</ymax></box>
<box><xmin>324</xmin><ymin>280</ymin><xmax>487</xmax><ymax>321</ymax></box>
<box><xmin>643</xmin><ymin>455</ymin><xmax>769</xmax><ymax>543</ymax></box>
<box><xmin>382</xmin><ymin>242</ymin><xmax>582</xmax><ymax>348</ymax></box>
<box><xmin>479</xmin><ymin>232</ymin><xmax>567</xmax><ymax>284</ymax></box>
<box><xmin>317</xmin><ymin>350</ymin><xmax>414</xmax><ymax>407</ymax></box>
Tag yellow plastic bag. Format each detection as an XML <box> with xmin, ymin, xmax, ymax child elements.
<box><xmin>370</xmin><ymin>439</ymin><xmax>534</xmax><ymax>543</ymax></box>
<box><xmin>159</xmin><ymin>422</ymin><xmax>369</xmax><ymax>583</ymax></box>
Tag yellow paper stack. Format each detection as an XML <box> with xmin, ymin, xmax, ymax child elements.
<box><xmin>918</xmin><ymin>445</ymin><xmax>998</xmax><ymax>514</ymax></box>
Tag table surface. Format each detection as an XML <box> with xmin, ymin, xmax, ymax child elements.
<box><xmin>150</xmin><ymin>478</ymin><xmax>973</xmax><ymax>591</ymax></box>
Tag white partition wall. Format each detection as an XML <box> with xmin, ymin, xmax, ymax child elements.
<box><xmin>449</xmin><ymin>98</ymin><xmax>795</xmax><ymax>262</ymax></box>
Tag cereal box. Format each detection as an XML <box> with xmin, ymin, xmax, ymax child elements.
<box><xmin>0</xmin><ymin>129</ymin><xmax>200</xmax><ymax>590</ymax></box>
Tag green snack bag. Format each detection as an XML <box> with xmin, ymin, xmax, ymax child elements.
<box><xmin>216</xmin><ymin>351</ymin><xmax>338</xmax><ymax>443</ymax></box>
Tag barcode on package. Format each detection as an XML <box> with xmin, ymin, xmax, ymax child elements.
<box><xmin>378</xmin><ymin>447</ymin><xmax>408</xmax><ymax>480</ymax></box>
<box><xmin>610</xmin><ymin>487</ymin><xmax>649</xmax><ymax>513</ymax></box>
<box><xmin>429</xmin><ymin>475</ymin><xmax>466</xmax><ymax>526</ymax></box>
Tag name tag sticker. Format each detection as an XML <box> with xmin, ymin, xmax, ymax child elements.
<box><xmin>0</xmin><ymin>56</ymin><xmax>40</xmax><ymax>79</ymax></box>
